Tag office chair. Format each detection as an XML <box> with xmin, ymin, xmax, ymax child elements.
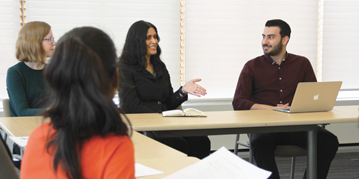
<box><xmin>0</xmin><ymin>137</ymin><xmax>19</xmax><ymax>179</ymax></box>
<box><xmin>2</xmin><ymin>99</ymin><xmax>22</xmax><ymax>169</ymax></box>
<box><xmin>1</xmin><ymin>99</ymin><xmax>10</xmax><ymax>140</ymax></box>
<box><xmin>234</xmin><ymin>134</ymin><xmax>307</xmax><ymax>179</ymax></box>
<box><xmin>3</xmin><ymin>98</ymin><xmax>11</xmax><ymax>117</ymax></box>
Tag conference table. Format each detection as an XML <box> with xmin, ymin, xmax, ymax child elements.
<box><xmin>0</xmin><ymin>105</ymin><xmax>357</xmax><ymax>179</ymax></box>
<box><xmin>0</xmin><ymin>117</ymin><xmax>199</xmax><ymax>178</ymax></box>
<box><xmin>126</xmin><ymin>105</ymin><xmax>359</xmax><ymax>179</ymax></box>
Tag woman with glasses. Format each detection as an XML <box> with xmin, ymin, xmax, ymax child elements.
<box><xmin>6</xmin><ymin>21</ymin><xmax>56</xmax><ymax>117</ymax></box>
<box><xmin>119</xmin><ymin>20</ymin><xmax>210</xmax><ymax>159</ymax></box>
<box><xmin>20</xmin><ymin>27</ymin><xmax>135</xmax><ymax>179</ymax></box>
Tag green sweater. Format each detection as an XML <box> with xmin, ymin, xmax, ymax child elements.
<box><xmin>6</xmin><ymin>62</ymin><xmax>47</xmax><ymax>116</ymax></box>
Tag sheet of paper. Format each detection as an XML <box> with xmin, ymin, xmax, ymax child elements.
<box><xmin>9</xmin><ymin>136</ymin><xmax>28</xmax><ymax>148</ymax></box>
<box><xmin>135</xmin><ymin>163</ymin><xmax>164</xmax><ymax>178</ymax></box>
<box><xmin>163</xmin><ymin>146</ymin><xmax>272</xmax><ymax>179</ymax></box>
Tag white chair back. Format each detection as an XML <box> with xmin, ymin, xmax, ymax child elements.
<box><xmin>2</xmin><ymin>99</ymin><xmax>11</xmax><ymax>117</ymax></box>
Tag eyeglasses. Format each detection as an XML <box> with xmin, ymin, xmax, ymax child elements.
<box><xmin>43</xmin><ymin>36</ymin><xmax>55</xmax><ymax>44</ymax></box>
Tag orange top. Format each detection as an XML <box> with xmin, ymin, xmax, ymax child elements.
<box><xmin>20</xmin><ymin>122</ymin><xmax>135</xmax><ymax>179</ymax></box>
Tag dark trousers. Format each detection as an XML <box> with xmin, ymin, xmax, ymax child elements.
<box><xmin>156</xmin><ymin>136</ymin><xmax>211</xmax><ymax>159</ymax></box>
<box><xmin>250</xmin><ymin>126</ymin><xmax>338</xmax><ymax>179</ymax></box>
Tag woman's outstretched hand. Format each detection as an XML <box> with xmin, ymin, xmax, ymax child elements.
<box><xmin>182</xmin><ymin>79</ymin><xmax>207</xmax><ymax>97</ymax></box>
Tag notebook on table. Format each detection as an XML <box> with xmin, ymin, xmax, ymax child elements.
<box><xmin>273</xmin><ymin>81</ymin><xmax>342</xmax><ymax>113</ymax></box>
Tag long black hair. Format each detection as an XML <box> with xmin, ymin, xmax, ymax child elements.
<box><xmin>43</xmin><ymin>26</ymin><xmax>131</xmax><ymax>179</ymax></box>
<box><xmin>119</xmin><ymin>20</ymin><xmax>163</xmax><ymax>70</ymax></box>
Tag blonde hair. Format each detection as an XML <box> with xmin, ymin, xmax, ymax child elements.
<box><xmin>15</xmin><ymin>21</ymin><xmax>51</xmax><ymax>64</ymax></box>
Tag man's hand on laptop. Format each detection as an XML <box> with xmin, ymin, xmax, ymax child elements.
<box><xmin>251</xmin><ymin>103</ymin><xmax>290</xmax><ymax>110</ymax></box>
<box><xmin>273</xmin><ymin>103</ymin><xmax>290</xmax><ymax>109</ymax></box>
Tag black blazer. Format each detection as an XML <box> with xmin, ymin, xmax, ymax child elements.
<box><xmin>119</xmin><ymin>61</ymin><xmax>187</xmax><ymax>113</ymax></box>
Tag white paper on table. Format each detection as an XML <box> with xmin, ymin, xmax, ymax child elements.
<box><xmin>135</xmin><ymin>163</ymin><xmax>164</xmax><ymax>178</ymax></box>
<box><xmin>9</xmin><ymin>136</ymin><xmax>28</xmax><ymax>148</ymax></box>
<box><xmin>163</xmin><ymin>146</ymin><xmax>272</xmax><ymax>179</ymax></box>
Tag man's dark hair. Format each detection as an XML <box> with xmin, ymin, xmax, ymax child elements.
<box><xmin>265</xmin><ymin>19</ymin><xmax>291</xmax><ymax>38</ymax></box>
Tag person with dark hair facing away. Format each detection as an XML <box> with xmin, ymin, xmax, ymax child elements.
<box><xmin>7</xmin><ymin>21</ymin><xmax>56</xmax><ymax>117</ymax></box>
<box><xmin>20</xmin><ymin>27</ymin><xmax>135</xmax><ymax>179</ymax></box>
<box><xmin>119</xmin><ymin>20</ymin><xmax>210</xmax><ymax>159</ymax></box>
<box><xmin>232</xmin><ymin>19</ymin><xmax>338</xmax><ymax>179</ymax></box>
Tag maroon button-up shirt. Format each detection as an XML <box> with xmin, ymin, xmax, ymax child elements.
<box><xmin>232</xmin><ymin>53</ymin><xmax>317</xmax><ymax>110</ymax></box>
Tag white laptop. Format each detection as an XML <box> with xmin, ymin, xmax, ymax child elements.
<box><xmin>273</xmin><ymin>81</ymin><xmax>342</xmax><ymax>113</ymax></box>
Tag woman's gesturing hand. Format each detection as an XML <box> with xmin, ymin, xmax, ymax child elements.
<box><xmin>182</xmin><ymin>79</ymin><xmax>207</xmax><ymax>97</ymax></box>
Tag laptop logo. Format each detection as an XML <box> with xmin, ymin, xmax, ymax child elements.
<box><xmin>313</xmin><ymin>94</ymin><xmax>319</xmax><ymax>100</ymax></box>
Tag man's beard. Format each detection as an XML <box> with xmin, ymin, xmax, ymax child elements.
<box><xmin>263</xmin><ymin>40</ymin><xmax>283</xmax><ymax>56</ymax></box>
